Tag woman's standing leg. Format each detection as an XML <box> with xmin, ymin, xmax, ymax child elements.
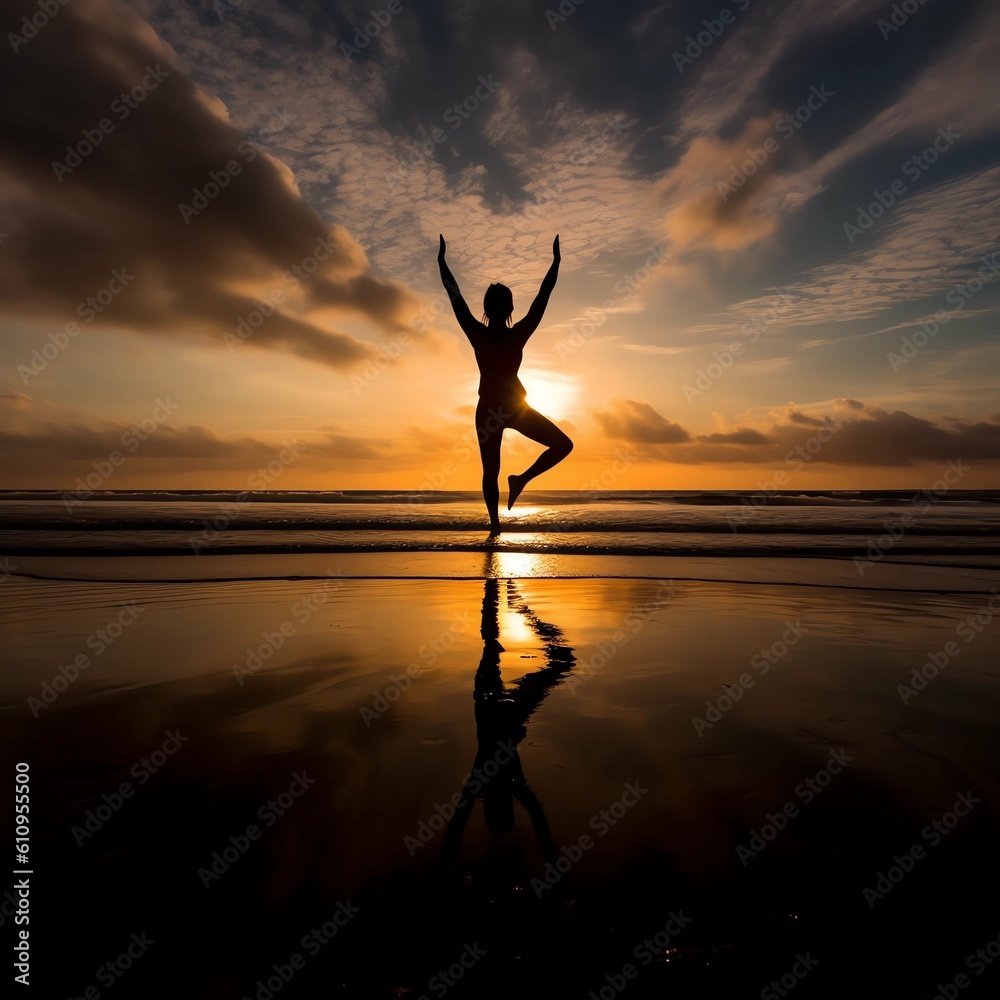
<box><xmin>476</xmin><ymin>401</ymin><xmax>504</xmax><ymax>532</ymax></box>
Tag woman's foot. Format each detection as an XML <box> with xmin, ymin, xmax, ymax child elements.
<box><xmin>488</xmin><ymin>519</ymin><xmax>502</xmax><ymax>536</ymax></box>
<box><xmin>507</xmin><ymin>474</ymin><xmax>527</xmax><ymax>510</ymax></box>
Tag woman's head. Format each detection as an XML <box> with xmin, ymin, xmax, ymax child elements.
<box><xmin>482</xmin><ymin>283</ymin><xmax>514</xmax><ymax>327</ymax></box>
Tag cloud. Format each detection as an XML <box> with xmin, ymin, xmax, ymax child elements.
<box><xmin>698</xmin><ymin>428</ymin><xmax>770</xmax><ymax>445</ymax></box>
<box><xmin>135</xmin><ymin>0</ymin><xmax>666</xmax><ymax>307</ymax></box>
<box><xmin>0</xmin><ymin>0</ymin><xmax>421</xmax><ymax>371</ymax></box>
<box><xmin>0</xmin><ymin>392</ymin><xmax>391</xmax><ymax>486</ymax></box>
<box><xmin>591</xmin><ymin>399</ymin><xmax>690</xmax><ymax>443</ymax></box>
<box><xmin>660</xmin><ymin>0</ymin><xmax>999</xmax><ymax>263</ymax></box>
<box><xmin>807</xmin><ymin>2</ymin><xmax>1000</xmax><ymax>183</ymax></box>
<box><xmin>593</xmin><ymin>398</ymin><xmax>1000</xmax><ymax>466</ymax></box>
<box><xmin>621</xmin><ymin>344</ymin><xmax>697</xmax><ymax>355</ymax></box>
<box><xmin>675</xmin><ymin>0</ymin><xmax>885</xmax><ymax>138</ymax></box>
<box><xmin>657</xmin><ymin>116</ymin><xmax>791</xmax><ymax>252</ymax></box>
<box><xmin>682</xmin><ymin>167</ymin><xmax>1000</xmax><ymax>341</ymax></box>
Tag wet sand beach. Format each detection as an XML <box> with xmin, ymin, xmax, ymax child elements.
<box><xmin>3</xmin><ymin>547</ymin><xmax>1000</xmax><ymax>998</ymax></box>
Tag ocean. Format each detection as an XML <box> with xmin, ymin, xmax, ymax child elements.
<box><xmin>2</xmin><ymin>489</ymin><xmax>998</xmax><ymax>559</ymax></box>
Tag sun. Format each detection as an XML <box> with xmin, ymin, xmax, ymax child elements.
<box><xmin>518</xmin><ymin>368</ymin><xmax>578</xmax><ymax>421</ymax></box>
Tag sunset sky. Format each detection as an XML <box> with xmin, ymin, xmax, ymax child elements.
<box><xmin>2</xmin><ymin>0</ymin><xmax>999</xmax><ymax>490</ymax></box>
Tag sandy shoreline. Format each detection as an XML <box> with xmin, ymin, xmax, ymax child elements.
<box><xmin>8</xmin><ymin>550</ymin><xmax>1000</xmax><ymax>590</ymax></box>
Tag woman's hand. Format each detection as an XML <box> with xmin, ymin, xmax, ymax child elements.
<box><xmin>438</xmin><ymin>234</ymin><xmax>446</xmax><ymax>261</ymax></box>
<box><xmin>552</xmin><ymin>234</ymin><xmax>560</xmax><ymax>263</ymax></box>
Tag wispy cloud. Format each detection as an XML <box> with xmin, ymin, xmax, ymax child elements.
<box><xmin>674</xmin><ymin>0</ymin><xmax>885</xmax><ymax>137</ymax></box>
<box><xmin>681</xmin><ymin>167</ymin><xmax>1000</xmax><ymax>340</ymax></box>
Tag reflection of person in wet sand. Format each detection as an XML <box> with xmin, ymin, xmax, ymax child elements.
<box><xmin>437</xmin><ymin>235</ymin><xmax>574</xmax><ymax>534</ymax></box>
<box><xmin>442</xmin><ymin>577</ymin><xmax>576</xmax><ymax>867</ymax></box>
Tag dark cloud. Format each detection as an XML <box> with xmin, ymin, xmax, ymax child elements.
<box><xmin>0</xmin><ymin>0</ymin><xmax>420</xmax><ymax>370</ymax></box>
<box><xmin>0</xmin><ymin>418</ymin><xmax>388</xmax><ymax>487</ymax></box>
<box><xmin>593</xmin><ymin>399</ymin><xmax>1000</xmax><ymax>466</ymax></box>
<box><xmin>787</xmin><ymin>411</ymin><xmax>827</xmax><ymax>426</ymax></box>
<box><xmin>792</xmin><ymin>406</ymin><xmax>1000</xmax><ymax>467</ymax></box>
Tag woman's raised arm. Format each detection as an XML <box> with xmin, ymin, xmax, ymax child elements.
<box><xmin>514</xmin><ymin>235</ymin><xmax>560</xmax><ymax>342</ymax></box>
<box><xmin>437</xmin><ymin>235</ymin><xmax>477</xmax><ymax>337</ymax></box>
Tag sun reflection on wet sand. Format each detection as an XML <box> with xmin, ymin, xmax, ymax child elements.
<box><xmin>482</xmin><ymin>546</ymin><xmax>561</xmax><ymax>577</ymax></box>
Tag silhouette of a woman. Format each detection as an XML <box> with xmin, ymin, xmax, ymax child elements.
<box><xmin>438</xmin><ymin>235</ymin><xmax>573</xmax><ymax>534</ymax></box>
